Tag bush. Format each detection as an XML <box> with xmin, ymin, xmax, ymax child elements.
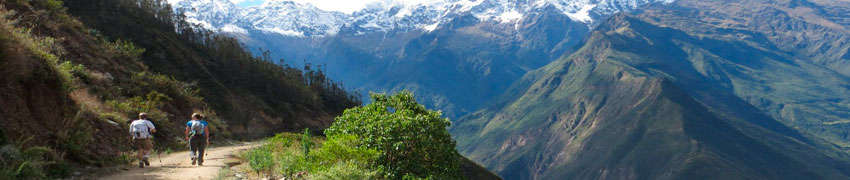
<box><xmin>277</xmin><ymin>150</ymin><xmax>308</xmax><ymax>176</ymax></box>
<box><xmin>31</xmin><ymin>0</ymin><xmax>65</xmax><ymax>13</ymax></box>
<box><xmin>245</xmin><ymin>146</ymin><xmax>274</xmax><ymax>176</ymax></box>
<box><xmin>312</xmin><ymin>134</ymin><xmax>379</xmax><ymax>166</ymax></box>
<box><xmin>324</xmin><ymin>91</ymin><xmax>463</xmax><ymax>179</ymax></box>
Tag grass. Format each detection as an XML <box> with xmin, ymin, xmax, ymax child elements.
<box><xmin>240</xmin><ymin>132</ymin><xmax>378</xmax><ymax>180</ymax></box>
<box><xmin>212</xmin><ymin>167</ymin><xmax>232</xmax><ymax>180</ymax></box>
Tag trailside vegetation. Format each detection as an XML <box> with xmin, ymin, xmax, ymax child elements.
<box><xmin>243</xmin><ymin>91</ymin><xmax>465</xmax><ymax>180</ymax></box>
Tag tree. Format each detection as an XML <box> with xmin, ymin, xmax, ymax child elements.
<box><xmin>325</xmin><ymin>91</ymin><xmax>463</xmax><ymax>179</ymax></box>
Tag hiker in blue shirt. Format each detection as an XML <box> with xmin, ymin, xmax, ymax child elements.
<box><xmin>184</xmin><ymin>113</ymin><xmax>210</xmax><ymax>166</ymax></box>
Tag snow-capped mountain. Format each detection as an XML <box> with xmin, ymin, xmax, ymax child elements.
<box><xmin>173</xmin><ymin>0</ymin><xmax>674</xmax><ymax>37</ymax></box>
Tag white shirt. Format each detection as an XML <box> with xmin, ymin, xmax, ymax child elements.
<box><xmin>130</xmin><ymin>119</ymin><xmax>156</xmax><ymax>139</ymax></box>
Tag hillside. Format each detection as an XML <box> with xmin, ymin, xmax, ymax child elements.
<box><xmin>0</xmin><ymin>0</ymin><xmax>358</xmax><ymax>177</ymax></box>
<box><xmin>451</xmin><ymin>0</ymin><xmax>850</xmax><ymax>179</ymax></box>
<box><xmin>61</xmin><ymin>0</ymin><xmax>363</xmax><ymax>138</ymax></box>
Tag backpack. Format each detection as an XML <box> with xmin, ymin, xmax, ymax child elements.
<box><xmin>189</xmin><ymin>120</ymin><xmax>205</xmax><ymax>137</ymax></box>
<box><xmin>130</xmin><ymin>120</ymin><xmax>151</xmax><ymax>139</ymax></box>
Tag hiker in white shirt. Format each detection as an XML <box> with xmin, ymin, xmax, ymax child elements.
<box><xmin>129</xmin><ymin>112</ymin><xmax>156</xmax><ymax>168</ymax></box>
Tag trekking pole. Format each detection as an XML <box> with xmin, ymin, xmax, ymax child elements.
<box><xmin>157</xmin><ymin>147</ymin><xmax>162</xmax><ymax>163</ymax></box>
<box><xmin>204</xmin><ymin>142</ymin><xmax>208</xmax><ymax>157</ymax></box>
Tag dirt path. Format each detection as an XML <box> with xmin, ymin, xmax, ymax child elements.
<box><xmin>99</xmin><ymin>142</ymin><xmax>260</xmax><ymax>180</ymax></box>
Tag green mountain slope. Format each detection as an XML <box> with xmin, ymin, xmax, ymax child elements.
<box><xmin>632</xmin><ymin>0</ymin><xmax>850</xmax><ymax>151</ymax></box>
<box><xmin>451</xmin><ymin>1</ymin><xmax>850</xmax><ymax>178</ymax></box>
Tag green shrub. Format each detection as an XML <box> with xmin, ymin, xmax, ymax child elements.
<box><xmin>324</xmin><ymin>91</ymin><xmax>463</xmax><ymax>179</ymax></box>
<box><xmin>31</xmin><ymin>0</ymin><xmax>65</xmax><ymax>13</ymax></box>
<box><xmin>58</xmin><ymin>61</ymin><xmax>91</xmax><ymax>83</ymax></box>
<box><xmin>312</xmin><ymin>134</ymin><xmax>378</xmax><ymax>166</ymax></box>
<box><xmin>267</xmin><ymin>133</ymin><xmax>294</xmax><ymax>149</ymax></box>
<box><xmin>277</xmin><ymin>150</ymin><xmax>308</xmax><ymax>176</ymax></box>
<box><xmin>245</xmin><ymin>146</ymin><xmax>274</xmax><ymax>176</ymax></box>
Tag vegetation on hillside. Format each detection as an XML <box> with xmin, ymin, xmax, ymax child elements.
<box><xmin>242</xmin><ymin>92</ymin><xmax>498</xmax><ymax>180</ymax></box>
<box><xmin>451</xmin><ymin>12</ymin><xmax>850</xmax><ymax>180</ymax></box>
<box><xmin>62</xmin><ymin>0</ymin><xmax>362</xmax><ymax>137</ymax></box>
<box><xmin>0</xmin><ymin>0</ymin><xmax>359</xmax><ymax>178</ymax></box>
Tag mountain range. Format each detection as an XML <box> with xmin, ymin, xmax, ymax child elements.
<box><xmin>452</xmin><ymin>0</ymin><xmax>850</xmax><ymax>178</ymax></box>
<box><xmin>171</xmin><ymin>0</ymin><xmax>674</xmax><ymax>118</ymax></box>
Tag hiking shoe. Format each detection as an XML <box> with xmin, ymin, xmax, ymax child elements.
<box><xmin>191</xmin><ymin>158</ymin><xmax>196</xmax><ymax>165</ymax></box>
<box><xmin>139</xmin><ymin>161</ymin><xmax>144</xmax><ymax>168</ymax></box>
<box><xmin>143</xmin><ymin>158</ymin><xmax>150</xmax><ymax>166</ymax></box>
<box><xmin>198</xmin><ymin>162</ymin><xmax>203</xmax><ymax>166</ymax></box>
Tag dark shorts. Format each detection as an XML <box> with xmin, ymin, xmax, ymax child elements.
<box><xmin>134</xmin><ymin>138</ymin><xmax>152</xmax><ymax>150</ymax></box>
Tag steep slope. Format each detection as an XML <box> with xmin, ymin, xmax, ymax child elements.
<box><xmin>62</xmin><ymin>0</ymin><xmax>362</xmax><ymax>138</ymax></box>
<box><xmin>632</xmin><ymin>0</ymin><xmax>850</xmax><ymax>150</ymax></box>
<box><xmin>451</xmin><ymin>7</ymin><xmax>850</xmax><ymax>180</ymax></box>
<box><xmin>0</xmin><ymin>0</ymin><xmax>360</xmax><ymax>177</ymax></box>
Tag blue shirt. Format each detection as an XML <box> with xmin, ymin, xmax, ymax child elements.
<box><xmin>187</xmin><ymin>120</ymin><xmax>209</xmax><ymax>135</ymax></box>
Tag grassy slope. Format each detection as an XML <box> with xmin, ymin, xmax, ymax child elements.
<box><xmin>634</xmin><ymin>0</ymin><xmax>850</xmax><ymax>149</ymax></box>
<box><xmin>451</xmin><ymin>12</ymin><xmax>850</xmax><ymax>179</ymax></box>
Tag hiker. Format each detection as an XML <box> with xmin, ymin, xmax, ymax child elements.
<box><xmin>129</xmin><ymin>113</ymin><xmax>156</xmax><ymax>168</ymax></box>
<box><xmin>185</xmin><ymin>113</ymin><xmax>210</xmax><ymax>166</ymax></box>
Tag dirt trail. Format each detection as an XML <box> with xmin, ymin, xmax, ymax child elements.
<box><xmin>99</xmin><ymin>142</ymin><xmax>260</xmax><ymax>180</ymax></box>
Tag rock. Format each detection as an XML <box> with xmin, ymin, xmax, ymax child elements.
<box><xmin>0</xmin><ymin>145</ymin><xmax>20</xmax><ymax>162</ymax></box>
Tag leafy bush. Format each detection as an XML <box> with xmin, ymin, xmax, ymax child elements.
<box><xmin>277</xmin><ymin>150</ymin><xmax>308</xmax><ymax>176</ymax></box>
<box><xmin>245</xmin><ymin>146</ymin><xmax>274</xmax><ymax>176</ymax></box>
<box><xmin>58</xmin><ymin>61</ymin><xmax>91</xmax><ymax>82</ymax></box>
<box><xmin>312</xmin><ymin>134</ymin><xmax>379</xmax><ymax>166</ymax></box>
<box><xmin>325</xmin><ymin>91</ymin><xmax>463</xmax><ymax>179</ymax></box>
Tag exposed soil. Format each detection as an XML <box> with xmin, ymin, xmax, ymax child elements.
<box><xmin>98</xmin><ymin>142</ymin><xmax>260</xmax><ymax>180</ymax></box>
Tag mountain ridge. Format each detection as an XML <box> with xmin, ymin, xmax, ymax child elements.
<box><xmin>451</xmin><ymin>12</ymin><xmax>850</xmax><ymax>179</ymax></box>
<box><xmin>174</xmin><ymin>0</ymin><xmax>675</xmax><ymax>38</ymax></box>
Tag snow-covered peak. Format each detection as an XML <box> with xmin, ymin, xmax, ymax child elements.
<box><xmin>173</xmin><ymin>0</ymin><xmax>675</xmax><ymax>37</ymax></box>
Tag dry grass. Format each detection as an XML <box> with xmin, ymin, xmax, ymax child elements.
<box><xmin>0</xmin><ymin>8</ymin><xmax>35</xmax><ymax>80</ymax></box>
<box><xmin>70</xmin><ymin>89</ymin><xmax>104</xmax><ymax>112</ymax></box>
